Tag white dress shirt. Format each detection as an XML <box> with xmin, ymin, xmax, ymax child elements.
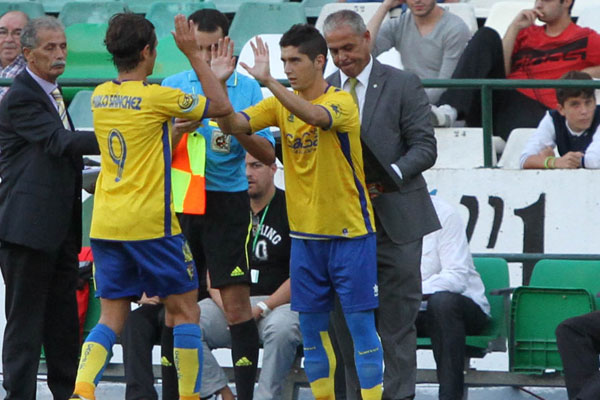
<box><xmin>519</xmin><ymin>110</ymin><xmax>600</xmax><ymax>169</ymax></box>
<box><xmin>421</xmin><ymin>195</ymin><xmax>490</xmax><ymax>316</ymax></box>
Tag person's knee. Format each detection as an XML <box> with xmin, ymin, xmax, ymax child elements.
<box><xmin>427</xmin><ymin>292</ymin><xmax>462</xmax><ymax>316</ymax></box>
<box><xmin>556</xmin><ymin>316</ymin><xmax>581</xmax><ymax>343</ymax></box>
<box><xmin>164</xmin><ymin>292</ymin><xmax>200</xmax><ymax>326</ymax></box>
<box><xmin>219</xmin><ymin>284</ymin><xmax>252</xmax><ymax>324</ymax></box>
<box><xmin>263</xmin><ymin>318</ymin><xmax>301</xmax><ymax>346</ymax></box>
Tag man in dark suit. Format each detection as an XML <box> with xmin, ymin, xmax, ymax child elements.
<box><xmin>323</xmin><ymin>10</ymin><xmax>440</xmax><ymax>400</ymax></box>
<box><xmin>0</xmin><ymin>16</ymin><xmax>99</xmax><ymax>399</ymax></box>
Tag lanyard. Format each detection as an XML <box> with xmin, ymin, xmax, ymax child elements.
<box><xmin>252</xmin><ymin>201</ymin><xmax>271</xmax><ymax>252</ymax></box>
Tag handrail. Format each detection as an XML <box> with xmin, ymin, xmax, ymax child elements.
<box><xmin>472</xmin><ymin>253</ymin><xmax>600</xmax><ymax>262</ymax></box>
<box><xmin>3</xmin><ymin>77</ymin><xmax>600</xmax><ymax>167</ymax></box>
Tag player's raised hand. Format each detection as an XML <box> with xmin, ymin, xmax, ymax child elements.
<box><xmin>211</xmin><ymin>37</ymin><xmax>236</xmax><ymax>83</ymax></box>
<box><xmin>239</xmin><ymin>36</ymin><xmax>271</xmax><ymax>85</ymax></box>
<box><xmin>172</xmin><ymin>14</ymin><xmax>198</xmax><ymax>58</ymax></box>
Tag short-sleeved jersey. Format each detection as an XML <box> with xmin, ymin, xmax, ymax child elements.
<box><xmin>242</xmin><ymin>85</ymin><xmax>375</xmax><ymax>239</ymax></box>
<box><xmin>509</xmin><ymin>23</ymin><xmax>600</xmax><ymax>109</ymax></box>
<box><xmin>90</xmin><ymin>80</ymin><xmax>208</xmax><ymax>241</ymax></box>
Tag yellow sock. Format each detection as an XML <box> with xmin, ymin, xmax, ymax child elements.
<box><xmin>309</xmin><ymin>376</ymin><xmax>335</xmax><ymax>400</ymax></box>
<box><xmin>73</xmin><ymin>341</ymin><xmax>109</xmax><ymax>400</ymax></box>
<box><xmin>174</xmin><ymin>347</ymin><xmax>200</xmax><ymax>399</ymax></box>
<box><xmin>361</xmin><ymin>383</ymin><xmax>383</xmax><ymax>400</ymax></box>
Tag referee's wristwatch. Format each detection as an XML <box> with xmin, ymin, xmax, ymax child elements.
<box><xmin>256</xmin><ymin>301</ymin><xmax>272</xmax><ymax>318</ymax></box>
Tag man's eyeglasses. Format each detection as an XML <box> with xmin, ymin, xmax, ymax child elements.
<box><xmin>0</xmin><ymin>29</ymin><xmax>22</xmax><ymax>39</ymax></box>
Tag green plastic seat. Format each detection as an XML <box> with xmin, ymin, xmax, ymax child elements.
<box><xmin>67</xmin><ymin>89</ymin><xmax>93</xmax><ymax>130</ymax></box>
<box><xmin>58</xmin><ymin>1</ymin><xmax>129</xmax><ymax>27</ymax></box>
<box><xmin>416</xmin><ymin>257</ymin><xmax>510</xmax><ymax>357</ymax></box>
<box><xmin>146</xmin><ymin>1</ymin><xmax>216</xmax><ymax>40</ymax></box>
<box><xmin>61</xmin><ymin>23</ymin><xmax>116</xmax><ymax>101</ymax></box>
<box><xmin>228</xmin><ymin>2</ymin><xmax>306</xmax><ymax>56</ymax></box>
<box><xmin>509</xmin><ymin>259</ymin><xmax>600</xmax><ymax>374</ymax></box>
<box><xmin>300</xmin><ymin>0</ymin><xmax>332</xmax><ymax>19</ymax></box>
<box><xmin>150</xmin><ymin>34</ymin><xmax>189</xmax><ymax>80</ymax></box>
<box><xmin>0</xmin><ymin>1</ymin><xmax>45</xmax><ymax>18</ymax></box>
<box><xmin>212</xmin><ymin>0</ymin><xmax>285</xmax><ymax>14</ymax></box>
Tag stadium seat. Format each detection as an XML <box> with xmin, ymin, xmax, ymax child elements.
<box><xmin>150</xmin><ymin>34</ymin><xmax>189</xmax><ymax>80</ymax></box>
<box><xmin>211</xmin><ymin>0</ymin><xmax>286</xmax><ymax>15</ymax></box>
<box><xmin>576</xmin><ymin>5</ymin><xmax>600</xmax><ymax>32</ymax></box>
<box><xmin>146</xmin><ymin>1</ymin><xmax>216</xmax><ymax>40</ymax></box>
<box><xmin>497</xmin><ymin>128</ymin><xmax>545</xmax><ymax>169</ymax></box>
<box><xmin>315</xmin><ymin>2</ymin><xmax>388</xmax><ymax>33</ymax></box>
<box><xmin>300</xmin><ymin>0</ymin><xmax>332</xmax><ymax>19</ymax></box>
<box><xmin>124</xmin><ymin>0</ymin><xmax>202</xmax><ymax>14</ymax></box>
<box><xmin>237</xmin><ymin>34</ymin><xmax>286</xmax><ymax>80</ymax></box>
<box><xmin>67</xmin><ymin>90</ymin><xmax>93</xmax><ymax>130</ymax></box>
<box><xmin>417</xmin><ymin>257</ymin><xmax>509</xmax><ymax>356</ymax></box>
<box><xmin>433</xmin><ymin>127</ymin><xmax>498</xmax><ymax>168</ymax></box>
<box><xmin>58</xmin><ymin>2</ymin><xmax>129</xmax><ymax>27</ymax></box>
<box><xmin>0</xmin><ymin>1</ymin><xmax>45</xmax><ymax>18</ymax></box>
<box><xmin>61</xmin><ymin>23</ymin><xmax>116</xmax><ymax>101</ymax></box>
<box><xmin>509</xmin><ymin>259</ymin><xmax>600</xmax><ymax>374</ymax></box>
<box><xmin>228</xmin><ymin>2</ymin><xmax>307</xmax><ymax>56</ymax></box>
<box><xmin>439</xmin><ymin>3</ymin><xmax>478</xmax><ymax>36</ymax></box>
<box><xmin>484</xmin><ymin>1</ymin><xmax>542</xmax><ymax>37</ymax></box>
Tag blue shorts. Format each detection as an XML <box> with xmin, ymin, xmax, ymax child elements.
<box><xmin>290</xmin><ymin>235</ymin><xmax>378</xmax><ymax>313</ymax></box>
<box><xmin>91</xmin><ymin>234</ymin><xmax>199</xmax><ymax>299</ymax></box>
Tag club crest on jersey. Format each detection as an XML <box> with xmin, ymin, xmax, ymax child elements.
<box><xmin>178</xmin><ymin>94</ymin><xmax>198</xmax><ymax>113</ymax></box>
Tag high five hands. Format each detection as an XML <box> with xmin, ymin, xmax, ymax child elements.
<box><xmin>239</xmin><ymin>36</ymin><xmax>272</xmax><ymax>86</ymax></box>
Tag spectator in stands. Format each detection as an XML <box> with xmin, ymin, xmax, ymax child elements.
<box><xmin>521</xmin><ymin>71</ymin><xmax>600</xmax><ymax>169</ymax></box>
<box><xmin>432</xmin><ymin>0</ymin><xmax>600</xmax><ymax>141</ymax></box>
<box><xmin>161</xmin><ymin>9</ymin><xmax>275</xmax><ymax>400</ymax></box>
<box><xmin>197</xmin><ymin>152</ymin><xmax>300</xmax><ymax>400</ymax></box>
<box><xmin>417</xmin><ymin>194</ymin><xmax>490</xmax><ymax>400</ymax></box>
<box><xmin>0</xmin><ymin>16</ymin><xmax>99</xmax><ymax>400</ymax></box>
<box><xmin>323</xmin><ymin>10</ymin><xmax>439</xmax><ymax>400</ymax></box>
<box><xmin>71</xmin><ymin>13</ymin><xmax>233</xmax><ymax>400</ymax></box>
<box><xmin>216</xmin><ymin>24</ymin><xmax>384</xmax><ymax>400</ymax></box>
<box><xmin>556</xmin><ymin>311</ymin><xmax>600</xmax><ymax>400</ymax></box>
<box><xmin>0</xmin><ymin>11</ymin><xmax>28</xmax><ymax>100</ymax></box>
<box><xmin>367</xmin><ymin>0</ymin><xmax>471</xmax><ymax>103</ymax></box>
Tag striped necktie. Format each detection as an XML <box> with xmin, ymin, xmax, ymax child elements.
<box><xmin>51</xmin><ymin>87</ymin><xmax>70</xmax><ymax>130</ymax></box>
<box><xmin>348</xmin><ymin>77</ymin><xmax>359</xmax><ymax>106</ymax></box>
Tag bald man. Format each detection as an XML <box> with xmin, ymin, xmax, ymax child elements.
<box><xmin>0</xmin><ymin>11</ymin><xmax>28</xmax><ymax>100</ymax></box>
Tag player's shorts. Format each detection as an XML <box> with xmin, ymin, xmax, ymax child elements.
<box><xmin>177</xmin><ymin>190</ymin><xmax>251</xmax><ymax>289</ymax></box>
<box><xmin>91</xmin><ymin>234</ymin><xmax>199</xmax><ymax>299</ymax></box>
<box><xmin>290</xmin><ymin>234</ymin><xmax>378</xmax><ymax>313</ymax></box>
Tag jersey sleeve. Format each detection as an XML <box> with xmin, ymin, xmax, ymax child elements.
<box><xmin>150</xmin><ymin>85</ymin><xmax>209</xmax><ymax>121</ymax></box>
<box><xmin>241</xmin><ymin>96</ymin><xmax>279</xmax><ymax>133</ymax></box>
<box><xmin>318</xmin><ymin>89</ymin><xmax>359</xmax><ymax>131</ymax></box>
<box><xmin>585</xmin><ymin>29</ymin><xmax>600</xmax><ymax>65</ymax></box>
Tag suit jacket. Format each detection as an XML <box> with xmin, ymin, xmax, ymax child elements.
<box><xmin>327</xmin><ymin>60</ymin><xmax>440</xmax><ymax>244</ymax></box>
<box><xmin>0</xmin><ymin>70</ymin><xmax>99</xmax><ymax>252</ymax></box>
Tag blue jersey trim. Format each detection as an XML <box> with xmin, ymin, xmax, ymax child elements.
<box><xmin>336</xmin><ymin>131</ymin><xmax>373</xmax><ymax>234</ymax></box>
<box><xmin>201</xmin><ymin>98</ymin><xmax>210</xmax><ymax>121</ymax></box>
<box><xmin>290</xmin><ymin>231</ymin><xmax>375</xmax><ymax>240</ymax></box>
<box><xmin>240</xmin><ymin>111</ymin><xmax>251</xmax><ymax>121</ymax></box>
<box><xmin>317</xmin><ymin>105</ymin><xmax>333</xmax><ymax>130</ymax></box>
<box><xmin>162</xmin><ymin>122</ymin><xmax>172</xmax><ymax>236</ymax></box>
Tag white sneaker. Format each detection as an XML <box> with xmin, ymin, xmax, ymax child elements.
<box><xmin>431</xmin><ymin>104</ymin><xmax>457</xmax><ymax>127</ymax></box>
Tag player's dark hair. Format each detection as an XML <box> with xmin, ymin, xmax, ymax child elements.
<box><xmin>188</xmin><ymin>9</ymin><xmax>229</xmax><ymax>36</ymax></box>
<box><xmin>556</xmin><ymin>70</ymin><xmax>595</xmax><ymax>105</ymax></box>
<box><xmin>279</xmin><ymin>24</ymin><xmax>327</xmax><ymax>62</ymax></box>
<box><xmin>105</xmin><ymin>13</ymin><xmax>157</xmax><ymax>72</ymax></box>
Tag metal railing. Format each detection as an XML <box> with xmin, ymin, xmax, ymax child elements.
<box><xmin>4</xmin><ymin>77</ymin><xmax>600</xmax><ymax>167</ymax></box>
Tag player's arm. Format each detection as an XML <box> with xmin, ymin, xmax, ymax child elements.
<box><xmin>239</xmin><ymin>37</ymin><xmax>331</xmax><ymax>129</ymax></box>
<box><xmin>172</xmin><ymin>14</ymin><xmax>232</xmax><ymax>118</ymax></box>
<box><xmin>502</xmin><ymin>9</ymin><xmax>540</xmax><ymax>75</ymax></box>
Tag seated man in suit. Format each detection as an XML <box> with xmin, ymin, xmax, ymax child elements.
<box><xmin>520</xmin><ymin>71</ymin><xmax>600</xmax><ymax>169</ymax></box>
<box><xmin>417</xmin><ymin>195</ymin><xmax>490</xmax><ymax>400</ymax></box>
<box><xmin>0</xmin><ymin>10</ymin><xmax>28</xmax><ymax>100</ymax></box>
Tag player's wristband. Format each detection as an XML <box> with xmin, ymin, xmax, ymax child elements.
<box><xmin>256</xmin><ymin>301</ymin><xmax>271</xmax><ymax>318</ymax></box>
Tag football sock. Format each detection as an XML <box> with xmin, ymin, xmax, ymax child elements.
<box><xmin>299</xmin><ymin>312</ymin><xmax>336</xmax><ymax>400</ymax></box>
<box><xmin>229</xmin><ymin>318</ymin><xmax>260</xmax><ymax>400</ymax></box>
<box><xmin>173</xmin><ymin>323</ymin><xmax>203</xmax><ymax>400</ymax></box>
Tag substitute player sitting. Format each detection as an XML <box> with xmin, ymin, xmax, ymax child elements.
<box><xmin>215</xmin><ymin>25</ymin><xmax>383</xmax><ymax>400</ymax></box>
<box><xmin>71</xmin><ymin>13</ymin><xmax>232</xmax><ymax>400</ymax></box>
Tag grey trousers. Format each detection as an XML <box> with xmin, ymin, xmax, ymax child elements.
<box><xmin>199</xmin><ymin>296</ymin><xmax>302</xmax><ymax>399</ymax></box>
<box><xmin>331</xmin><ymin>229</ymin><xmax>423</xmax><ymax>400</ymax></box>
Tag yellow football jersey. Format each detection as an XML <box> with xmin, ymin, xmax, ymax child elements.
<box><xmin>90</xmin><ymin>80</ymin><xmax>208</xmax><ymax>240</ymax></box>
<box><xmin>242</xmin><ymin>85</ymin><xmax>375</xmax><ymax>239</ymax></box>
